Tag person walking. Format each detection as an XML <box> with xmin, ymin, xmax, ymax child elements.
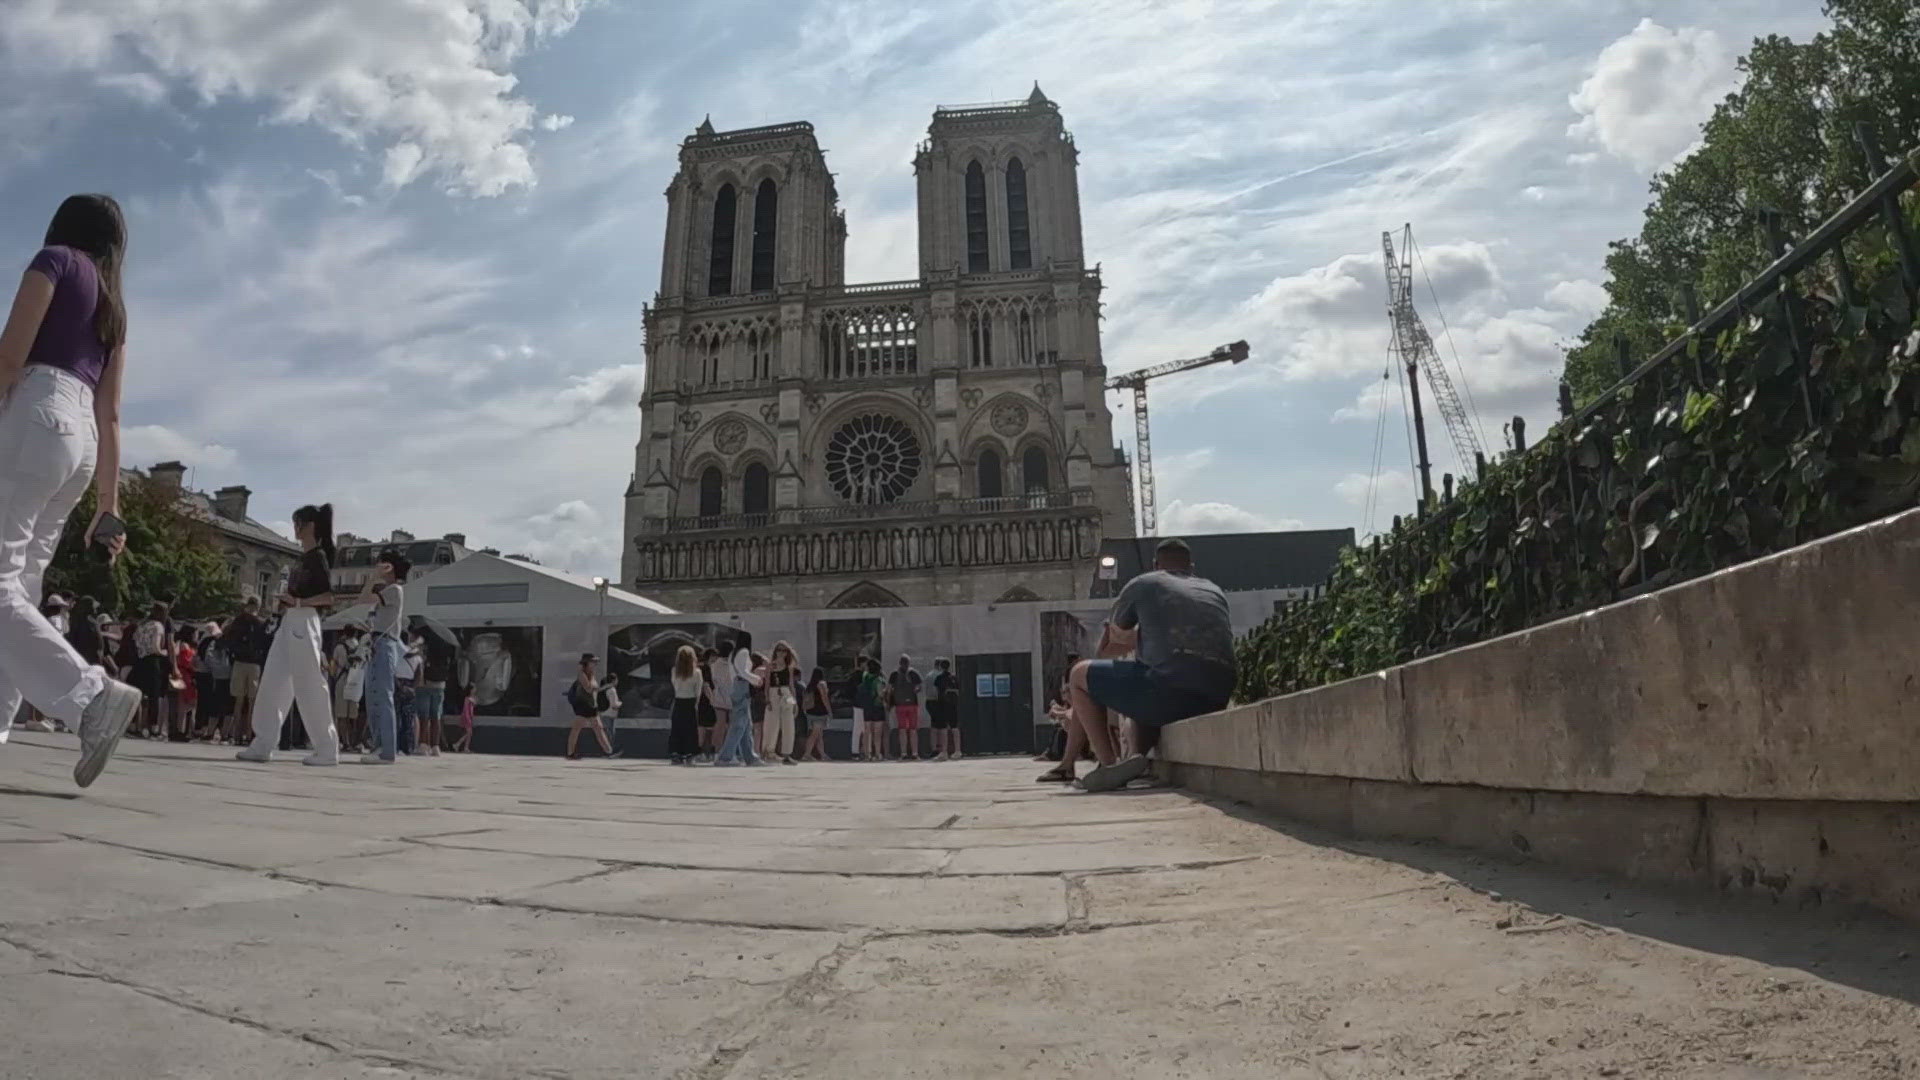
<box><xmin>236</xmin><ymin>504</ymin><xmax>341</xmax><ymax>765</ymax></box>
<box><xmin>713</xmin><ymin>639</ymin><xmax>763</xmax><ymax>766</ymax></box>
<box><xmin>564</xmin><ymin>653</ymin><xmax>616</xmax><ymax>760</ymax></box>
<box><xmin>0</xmin><ymin>194</ymin><xmax>143</xmax><ymax>785</ymax></box>
<box><xmin>173</xmin><ymin>624</ymin><xmax>199</xmax><ymax>742</ymax></box>
<box><xmin>761</xmin><ymin>641</ymin><xmax>800</xmax><ymax>764</ymax></box>
<box><xmin>667</xmin><ymin>644</ymin><xmax>702</xmax><ymax>765</ymax></box>
<box><xmin>800</xmin><ymin>666</ymin><xmax>831</xmax><ymax>762</ymax></box>
<box><xmin>889</xmin><ymin>654</ymin><xmax>924</xmax><ymax>761</ymax></box>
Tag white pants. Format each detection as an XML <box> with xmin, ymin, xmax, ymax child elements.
<box><xmin>762</xmin><ymin>687</ymin><xmax>795</xmax><ymax>756</ymax></box>
<box><xmin>247</xmin><ymin>607</ymin><xmax>339</xmax><ymax>758</ymax></box>
<box><xmin>847</xmin><ymin>708</ymin><xmax>862</xmax><ymax>757</ymax></box>
<box><xmin>0</xmin><ymin>367</ymin><xmax>106</xmax><ymax>742</ymax></box>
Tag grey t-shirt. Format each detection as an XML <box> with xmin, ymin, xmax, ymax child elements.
<box><xmin>1110</xmin><ymin>570</ymin><xmax>1236</xmax><ymax>695</ymax></box>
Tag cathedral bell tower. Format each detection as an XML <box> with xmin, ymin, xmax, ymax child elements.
<box><xmin>914</xmin><ymin>83</ymin><xmax>1085</xmax><ymax>277</ymax></box>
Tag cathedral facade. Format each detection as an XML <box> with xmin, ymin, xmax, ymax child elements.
<box><xmin>622</xmin><ymin>88</ymin><xmax>1134</xmax><ymax>611</ymax></box>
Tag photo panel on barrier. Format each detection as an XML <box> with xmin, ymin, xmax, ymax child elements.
<box><xmin>603</xmin><ymin>621</ymin><xmax>736</xmax><ymax>719</ymax></box>
<box><xmin>815</xmin><ymin>617</ymin><xmax>880</xmax><ymax>716</ymax></box>
<box><xmin>453</xmin><ymin>626</ymin><xmax>544</xmax><ymax>718</ymax></box>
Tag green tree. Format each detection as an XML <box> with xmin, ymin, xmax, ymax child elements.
<box><xmin>1564</xmin><ymin>0</ymin><xmax>1920</xmax><ymax>401</ymax></box>
<box><xmin>44</xmin><ymin>475</ymin><xmax>241</xmax><ymax>620</ymax></box>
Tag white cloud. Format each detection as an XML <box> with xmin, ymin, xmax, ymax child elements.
<box><xmin>0</xmin><ymin>0</ymin><xmax>594</xmax><ymax>195</ymax></box>
<box><xmin>1158</xmin><ymin>500</ymin><xmax>1303</xmax><ymax>537</ymax></box>
<box><xmin>539</xmin><ymin>113</ymin><xmax>575</xmax><ymax>131</ymax></box>
<box><xmin>1568</xmin><ymin>19</ymin><xmax>1737</xmax><ymax>172</ymax></box>
<box><xmin>122</xmin><ymin>425</ymin><xmax>238</xmax><ymax>472</ymax></box>
<box><xmin>1335</xmin><ymin>470</ymin><xmax>1416</xmax><ymax>509</ymax></box>
<box><xmin>1546</xmin><ymin>278</ymin><xmax>1609</xmax><ymax>319</ymax></box>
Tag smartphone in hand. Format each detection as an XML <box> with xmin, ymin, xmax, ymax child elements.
<box><xmin>89</xmin><ymin>512</ymin><xmax>126</xmax><ymax>564</ymax></box>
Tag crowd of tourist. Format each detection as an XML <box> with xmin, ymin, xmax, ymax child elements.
<box><xmin>653</xmin><ymin>642</ymin><xmax>962</xmax><ymax>767</ymax></box>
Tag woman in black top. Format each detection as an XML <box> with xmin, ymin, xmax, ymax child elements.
<box><xmin>695</xmin><ymin>647</ymin><xmax>718</xmax><ymax>762</ymax></box>
<box><xmin>236</xmin><ymin>504</ymin><xmax>340</xmax><ymax>765</ymax></box>
<box><xmin>799</xmin><ymin>666</ymin><xmax>831</xmax><ymax>762</ymax></box>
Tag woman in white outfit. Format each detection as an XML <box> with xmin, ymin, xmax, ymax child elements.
<box><xmin>237</xmin><ymin>504</ymin><xmax>340</xmax><ymax>765</ymax></box>
<box><xmin>760</xmin><ymin>640</ymin><xmax>800</xmax><ymax>765</ymax></box>
<box><xmin>0</xmin><ymin>193</ymin><xmax>142</xmax><ymax>787</ymax></box>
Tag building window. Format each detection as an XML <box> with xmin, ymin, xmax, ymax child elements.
<box><xmin>705</xmin><ymin>334</ymin><xmax>722</xmax><ymax>385</ymax></box>
<box><xmin>1006</xmin><ymin>157</ymin><xmax>1031</xmax><ymax>270</ymax></box>
<box><xmin>750</xmin><ymin>178</ymin><xmax>778</xmax><ymax>292</ymax></box>
<box><xmin>968</xmin><ymin>307</ymin><xmax>993</xmax><ymax>368</ymax></box>
<box><xmin>742</xmin><ymin>463</ymin><xmax>770</xmax><ymax>516</ymax></box>
<box><xmin>1016</xmin><ymin>309</ymin><xmax>1036</xmax><ymax>365</ymax></box>
<box><xmin>708</xmin><ymin>184</ymin><xmax>737</xmax><ymax>297</ymax></box>
<box><xmin>825</xmin><ymin>414</ymin><xmax>922</xmax><ymax>505</ymax></box>
<box><xmin>1023</xmin><ymin>446</ymin><xmax>1049</xmax><ymax>493</ymax></box>
<box><xmin>977</xmin><ymin>448</ymin><xmax>1003</xmax><ymax>499</ymax></box>
<box><xmin>964</xmin><ymin>160</ymin><xmax>988</xmax><ymax>273</ymax></box>
<box><xmin>699</xmin><ymin>466</ymin><xmax>724</xmax><ymax>518</ymax></box>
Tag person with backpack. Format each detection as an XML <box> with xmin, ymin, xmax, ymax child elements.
<box><xmin>222</xmin><ymin>596</ymin><xmax>271</xmax><ymax>745</ymax></box>
<box><xmin>859</xmin><ymin>657</ymin><xmax>886</xmax><ymax>762</ymax></box>
<box><xmin>564</xmin><ymin>653</ymin><xmax>616</xmax><ymax>760</ymax></box>
<box><xmin>929</xmin><ymin>657</ymin><xmax>961</xmax><ymax>761</ymax></box>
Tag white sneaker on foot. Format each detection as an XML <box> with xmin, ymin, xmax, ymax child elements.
<box><xmin>301</xmin><ymin>753</ymin><xmax>339</xmax><ymax>767</ymax></box>
<box><xmin>235</xmin><ymin>745</ymin><xmax>273</xmax><ymax>763</ymax></box>
<box><xmin>22</xmin><ymin>718</ymin><xmax>53</xmax><ymax>733</ymax></box>
<box><xmin>358</xmin><ymin>753</ymin><xmax>395</xmax><ymax>765</ymax></box>
<box><xmin>73</xmin><ymin>680</ymin><xmax>140</xmax><ymax>788</ymax></box>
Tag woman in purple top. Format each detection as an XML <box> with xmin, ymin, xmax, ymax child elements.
<box><xmin>0</xmin><ymin>194</ymin><xmax>143</xmax><ymax>787</ymax></box>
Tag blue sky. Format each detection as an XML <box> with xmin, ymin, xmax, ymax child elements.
<box><xmin>0</xmin><ymin>0</ymin><xmax>1831</xmax><ymax>574</ymax></box>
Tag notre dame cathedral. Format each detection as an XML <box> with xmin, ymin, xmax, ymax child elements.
<box><xmin>622</xmin><ymin>87</ymin><xmax>1135</xmax><ymax>611</ymax></box>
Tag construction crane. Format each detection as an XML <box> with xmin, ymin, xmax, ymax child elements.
<box><xmin>1383</xmin><ymin>225</ymin><xmax>1483</xmax><ymax>506</ymax></box>
<box><xmin>1106</xmin><ymin>340</ymin><xmax>1249</xmax><ymax>535</ymax></box>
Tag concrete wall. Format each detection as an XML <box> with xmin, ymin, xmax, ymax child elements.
<box><xmin>1160</xmin><ymin>506</ymin><xmax>1920</xmax><ymax>921</ymax></box>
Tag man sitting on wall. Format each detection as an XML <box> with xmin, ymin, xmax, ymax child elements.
<box><xmin>1041</xmin><ymin>538</ymin><xmax>1235</xmax><ymax>792</ymax></box>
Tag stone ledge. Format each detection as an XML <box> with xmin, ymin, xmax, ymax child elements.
<box><xmin>1162</xmin><ymin>762</ymin><xmax>1920</xmax><ymax>923</ymax></box>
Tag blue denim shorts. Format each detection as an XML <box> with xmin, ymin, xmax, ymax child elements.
<box><xmin>1084</xmin><ymin>660</ymin><xmax>1230</xmax><ymax>727</ymax></box>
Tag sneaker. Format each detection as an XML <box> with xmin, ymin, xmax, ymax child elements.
<box><xmin>235</xmin><ymin>745</ymin><xmax>273</xmax><ymax>763</ymax></box>
<box><xmin>22</xmin><ymin>718</ymin><xmax>53</xmax><ymax>733</ymax></box>
<box><xmin>428</xmin><ymin>746</ymin><xmax>440</xmax><ymax>757</ymax></box>
<box><xmin>1079</xmin><ymin>754</ymin><xmax>1152</xmax><ymax>793</ymax></box>
<box><xmin>933</xmin><ymin>752</ymin><xmax>949</xmax><ymax>762</ymax></box>
<box><xmin>781</xmin><ymin>756</ymin><xmax>798</xmax><ymax>766</ymax></box>
<box><xmin>72</xmin><ymin>680</ymin><xmax>141</xmax><ymax>788</ymax></box>
<box><xmin>359</xmin><ymin>753</ymin><xmax>395</xmax><ymax>765</ymax></box>
<box><xmin>301</xmin><ymin>752</ymin><xmax>338</xmax><ymax>767</ymax></box>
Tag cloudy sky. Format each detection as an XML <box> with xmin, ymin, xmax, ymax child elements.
<box><xmin>0</xmin><ymin>0</ymin><xmax>1832</xmax><ymax>572</ymax></box>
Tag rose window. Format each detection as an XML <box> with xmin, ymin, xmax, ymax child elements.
<box><xmin>825</xmin><ymin>414</ymin><xmax>921</xmax><ymax>504</ymax></box>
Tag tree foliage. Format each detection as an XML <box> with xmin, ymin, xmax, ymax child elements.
<box><xmin>1564</xmin><ymin>0</ymin><xmax>1920</xmax><ymax>402</ymax></box>
<box><xmin>44</xmin><ymin>476</ymin><xmax>241</xmax><ymax>621</ymax></box>
<box><xmin>1238</xmin><ymin>0</ymin><xmax>1920</xmax><ymax>702</ymax></box>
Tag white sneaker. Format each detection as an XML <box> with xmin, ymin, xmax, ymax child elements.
<box><xmin>73</xmin><ymin>680</ymin><xmax>140</xmax><ymax>788</ymax></box>
<box><xmin>235</xmin><ymin>745</ymin><xmax>273</xmax><ymax>763</ymax></box>
<box><xmin>22</xmin><ymin>718</ymin><xmax>53</xmax><ymax>733</ymax></box>
<box><xmin>301</xmin><ymin>753</ymin><xmax>338</xmax><ymax>767</ymax></box>
<box><xmin>933</xmin><ymin>752</ymin><xmax>949</xmax><ymax>762</ymax></box>
<box><xmin>427</xmin><ymin>746</ymin><xmax>440</xmax><ymax>757</ymax></box>
<box><xmin>358</xmin><ymin>753</ymin><xmax>395</xmax><ymax>765</ymax></box>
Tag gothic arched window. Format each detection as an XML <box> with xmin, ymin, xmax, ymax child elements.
<box><xmin>1006</xmin><ymin>157</ymin><xmax>1031</xmax><ymax>270</ymax></box>
<box><xmin>750</xmin><ymin>178</ymin><xmax>778</xmax><ymax>291</ymax></box>
<box><xmin>1023</xmin><ymin>446</ymin><xmax>1049</xmax><ymax>494</ymax></box>
<box><xmin>977</xmin><ymin>448</ymin><xmax>1003</xmax><ymax>499</ymax></box>
<box><xmin>699</xmin><ymin>466</ymin><xmax>723</xmax><ymax>518</ymax></box>
<box><xmin>708</xmin><ymin>184</ymin><xmax>737</xmax><ymax>297</ymax></box>
<box><xmin>742</xmin><ymin>463</ymin><xmax>770</xmax><ymax>517</ymax></box>
<box><xmin>964</xmin><ymin>160</ymin><xmax>989</xmax><ymax>273</ymax></box>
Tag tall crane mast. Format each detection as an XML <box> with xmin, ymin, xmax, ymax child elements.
<box><xmin>1383</xmin><ymin>225</ymin><xmax>1483</xmax><ymax>506</ymax></box>
<box><xmin>1105</xmin><ymin>340</ymin><xmax>1249</xmax><ymax>535</ymax></box>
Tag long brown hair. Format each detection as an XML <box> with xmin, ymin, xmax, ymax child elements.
<box><xmin>673</xmin><ymin>644</ymin><xmax>697</xmax><ymax>680</ymax></box>
<box><xmin>44</xmin><ymin>194</ymin><xmax>127</xmax><ymax>353</ymax></box>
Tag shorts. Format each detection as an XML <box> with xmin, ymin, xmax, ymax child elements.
<box><xmin>863</xmin><ymin>707</ymin><xmax>884</xmax><ymax>726</ymax></box>
<box><xmin>230</xmin><ymin>662</ymin><xmax>263</xmax><ymax>699</ymax></box>
<box><xmin>892</xmin><ymin>704</ymin><xmax>920</xmax><ymax>731</ymax></box>
<box><xmin>1084</xmin><ymin>660</ymin><xmax>1231</xmax><ymax>728</ymax></box>
<box><xmin>698</xmin><ymin>697</ymin><xmax>717</xmax><ymax>728</ymax></box>
<box><xmin>929</xmin><ymin>700</ymin><xmax>957</xmax><ymax>729</ymax></box>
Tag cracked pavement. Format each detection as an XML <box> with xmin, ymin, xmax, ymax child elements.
<box><xmin>4</xmin><ymin>734</ymin><xmax>1919</xmax><ymax>1078</ymax></box>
